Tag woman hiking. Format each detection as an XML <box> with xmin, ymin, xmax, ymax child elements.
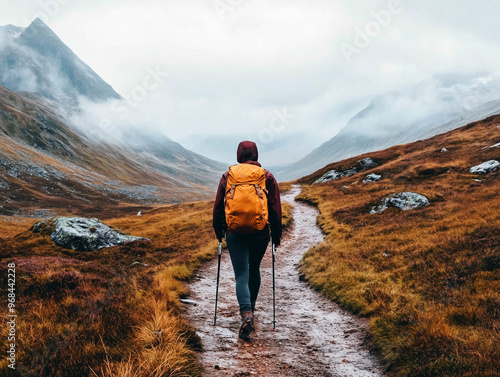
<box><xmin>212</xmin><ymin>140</ymin><xmax>282</xmax><ymax>339</ymax></box>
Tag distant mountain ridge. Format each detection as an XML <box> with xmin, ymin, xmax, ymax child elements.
<box><xmin>179</xmin><ymin>131</ymin><xmax>320</xmax><ymax>170</ymax></box>
<box><xmin>278</xmin><ymin>75</ymin><xmax>500</xmax><ymax>180</ymax></box>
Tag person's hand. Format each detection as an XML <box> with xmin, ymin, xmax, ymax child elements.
<box><xmin>272</xmin><ymin>237</ymin><xmax>280</xmax><ymax>248</ymax></box>
<box><xmin>216</xmin><ymin>231</ymin><xmax>224</xmax><ymax>243</ymax></box>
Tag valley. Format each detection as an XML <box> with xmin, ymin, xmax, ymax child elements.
<box><xmin>0</xmin><ymin>13</ymin><xmax>499</xmax><ymax>377</ymax></box>
<box><xmin>0</xmin><ymin>114</ymin><xmax>498</xmax><ymax>376</ymax></box>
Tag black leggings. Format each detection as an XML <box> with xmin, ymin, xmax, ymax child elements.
<box><xmin>226</xmin><ymin>232</ymin><xmax>269</xmax><ymax>313</ymax></box>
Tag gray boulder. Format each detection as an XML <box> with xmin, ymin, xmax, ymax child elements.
<box><xmin>313</xmin><ymin>157</ymin><xmax>377</xmax><ymax>184</ymax></box>
<box><xmin>357</xmin><ymin>157</ymin><xmax>377</xmax><ymax>170</ymax></box>
<box><xmin>371</xmin><ymin>192</ymin><xmax>430</xmax><ymax>214</ymax></box>
<box><xmin>314</xmin><ymin>169</ymin><xmax>356</xmax><ymax>184</ymax></box>
<box><xmin>33</xmin><ymin>217</ymin><xmax>149</xmax><ymax>251</ymax></box>
<box><xmin>363</xmin><ymin>173</ymin><xmax>382</xmax><ymax>183</ymax></box>
<box><xmin>469</xmin><ymin>160</ymin><xmax>500</xmax><ymax>174</ymax></box>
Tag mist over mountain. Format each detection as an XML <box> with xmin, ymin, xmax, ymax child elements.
<box><xmin>0</xmin><ymin>18</ymin><xmax>121</xmax><ymax>108</ymax></box>
<box><xmin>0</xmin><ymin>83</ymin><xmax>226</xmax><ymax>216</ymax></box>
<box><xmin>2</xmin><ymin>19</ymin><xmax>499</xmax><ymax>188</ymax></box>
<box><xmin>278</xmin><ymin>74</ymin><xmax>500</xmax><ymax>181</ymax></box>
<box><xmin>179</xmin><ymin>131</ymin><xmax>321</xmax><ymax>170</ymax></box>
<box><xmin>0</xmin><ymin>19</ymin><xmax>226</xmax><ymax>215</ymax></box>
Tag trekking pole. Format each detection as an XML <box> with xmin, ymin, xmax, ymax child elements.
<box><xmin>272</xmin><ymin>243</ymin><xmax>276</xmax><ymax>329</ymax></box>
<box><xmin>214</xmin><ymin>242</ymin><xmax>222</xmax><ymax>326</ymax></box>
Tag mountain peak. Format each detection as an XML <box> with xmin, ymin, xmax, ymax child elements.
<box><xmin>31</xmin><ymin>17</ymin><xmax>50</xmax><ymax>28</ymax></box>
<box><xmin>21</xmin><ymin>17</ymin><xmax>59</xmax><ymax>42</ymax></box>
<box><xmin>2</xmin><ymin>18</ymin><xmax>122</xmax><ymax>103</ymax></box>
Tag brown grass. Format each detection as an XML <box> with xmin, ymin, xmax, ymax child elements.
<box><xmin>296</xmin><ymin>115</ymin><xmax>500</xmax><ymax>376</ymax></box>
<box><xmin>0</xmin><ymin>196</ymin><xmax>292</xmax><ymax>376</ymax></box>
<box><xmin>278</xmin><ymin>181</ymin><xmax>293</xmax><ymax>193</ymax></box>
<box><xmin>0</xmin><ymin>200</ymin><xmax>217</xmax><ymax>376</ymax></box>
<box><xmin>0</xmin><ymin>216</ymin><xmax>38</xmax><ymax>238</ymax></box>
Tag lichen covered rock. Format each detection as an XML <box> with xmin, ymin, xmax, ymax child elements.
<box><xmin>357</xmin><ymin>157</ymin><xmax>377</xmax><ymax>170</ymax></box>
<box><xmin>469</xmin><ymin>160</ymin><xmax>500</xmax><ymax>174</ymax></box>
<box><xmin>33</xmin><ymin>217</ymin><xmax>149</xmax><ymax>251</ymax></box>
<box><xmin>363</xmin><ymin>173</ymin><xmax>382</xmax><ymax>183</ymax></box>
<box><xmin>314</xmin><ymin>169</ymin><xmax>356</xmax><ymax>184</ymax></box>
<box><xmin>313</xmin><ymin>157</ymin><xmax>378</xmax><ymax>184</ymax></box>
<box><xmin>371</xmin><ymin>192</ymin><xmax>429</xmax><ymax>214</ymax></box>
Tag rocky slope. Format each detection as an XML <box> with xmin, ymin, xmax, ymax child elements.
<box><xmin>0</xmin><ymin>19</ymin><xmax>227</xmax><ymax>217</ymax></box>
<box><xmin>0</xmin><ymin>84</ymin><xmax>224</xmax><ymax>217</ymax></box>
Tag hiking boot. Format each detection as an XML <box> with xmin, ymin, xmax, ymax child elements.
<box><xmin>239</xmin><ymin>311</ymin><xmax>254</xmax><ymax>340</ymax></box>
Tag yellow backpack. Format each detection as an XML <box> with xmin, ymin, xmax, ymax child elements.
<box><xmin>225</xmin><ymin>164</ymin><xmax>269</xmax><ymax>233</ymax></box>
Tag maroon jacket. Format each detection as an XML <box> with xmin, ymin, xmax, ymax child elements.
<box><xmin>212</xmin><ymin>160</ymin><xmax>282</xmax><ymax>246</ymax></box>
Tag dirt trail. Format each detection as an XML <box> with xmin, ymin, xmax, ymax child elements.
<box><xmin>185</xmin><ymin>185</ymin><xmax>385</xmax><ymax>376</ymax></box>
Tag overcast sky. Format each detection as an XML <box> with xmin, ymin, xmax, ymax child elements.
<box><xmin>2</xmin><ymin>0</ymin><xmax>500</xmax><ymax>145</ymax></box>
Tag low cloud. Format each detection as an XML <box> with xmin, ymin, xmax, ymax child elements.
<box><xmin>2</xmin><ymin>1</ymin><xmax>500</xmax><ymax>167</ymax></box>
<box><xmin>341</xmin><ymin>73</ymin><xmax>500</xmax><ymax>138</ymax></box>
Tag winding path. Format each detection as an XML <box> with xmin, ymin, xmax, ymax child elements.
<box><xmin>185</xmin><ymin>185</ymin><xmax>384</xmax><ymax>376</ymax></box>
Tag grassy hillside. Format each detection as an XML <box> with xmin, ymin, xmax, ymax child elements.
<box><xmin>0</xmin><ymin>189</ymin><xmax>293</xmax><ymax>376</ymax></box>
<box><xmin>296</xmin><ymin>115</ymin><xmax>500</xmax><ymax>376</ymax></box>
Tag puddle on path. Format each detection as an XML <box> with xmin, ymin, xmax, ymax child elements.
<box><xmin>185</xmin><ymin>185</ymin><xmax>385</xmax><ymax>376</ymax></box>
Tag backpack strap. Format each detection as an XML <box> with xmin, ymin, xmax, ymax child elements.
<box><xmin>254</xmin><ymin>185</ymin><xmax>266</xmax><ymax>218</ymax></box>
<box><xmin>254</xmin><ymin>184</ymin><xmax>264</xmax><ymax>199</ymax></box>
